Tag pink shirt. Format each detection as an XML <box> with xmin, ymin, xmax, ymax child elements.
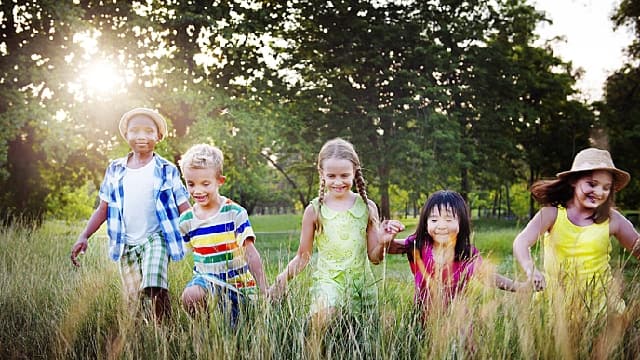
<box><xmin>404</xmin><ymin>234</ymin><xmax>481</xmax><ymax>309</ymax></box>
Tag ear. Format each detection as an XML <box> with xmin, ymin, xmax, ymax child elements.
<box><xmin>218</xmin><ymin>175</ymin><xmax>226</xmax><ymax>185</ymax></box>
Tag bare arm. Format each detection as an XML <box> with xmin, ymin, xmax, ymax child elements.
<box><xmin>512</xmin><ymin>206</ymin><xmax>557</xmax><ymax>290</ymax></box>
<box><xmin>70</xmin><ymin>200</ymin><xmax>108</xmax><ymax>267</ymax></box>
<box><xmin>610</xmin><ymin>210</ymin><xmax>640</xmax><ymax>260</ymax></box>
<box><xmin>475</xmin><ymin>260</ymin><xmax>528</xmax><ymax>292</ymax></box>
<box><xmin>494</xmin><ymin>273</ymin><xmax>527</xmax><ymax>292</ymax></box>
<box><xmin>386</xmin><ymin>238</ymin><xmax>409</xmax><ymax>255</ymax></box>
<box><xmin>270</xmin><ymin>204</ymin><xmax>316</xmax><ymax>297</ymax></box>
<box><xmin>367</xmin><ymin>200</ymin><xmax>406</xmax><ymax>264</ymax></box>
<box><xmin>244</xmin><ymin>238</ymin><xmax>269</xmax><ymax>296</ymax></box>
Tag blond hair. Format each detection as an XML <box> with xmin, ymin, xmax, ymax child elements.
<box><xmin>179</xmin><ymin>144</ymin><xmax>224</xmax><ymax>177</ymax></box>
<box><xmin>316</xmin><ymin>138</ymin><xmax>371</xmax><ymax>232</ymax></box>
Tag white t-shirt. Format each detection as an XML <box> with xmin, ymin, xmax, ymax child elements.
<box><xmin>123</xmin><ymin>160</ymin><xmax>161</xmax><ymax>245</ymax></box>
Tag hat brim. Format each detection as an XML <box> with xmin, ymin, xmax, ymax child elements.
<box><xmin>118</xmin><ymin>108</ymin><xmax>168</xmax><ymax>141</ymax></box>
<box><xmin>556</xmin><ymin>168</ymin><xmax>631</xmax><ymax>192</ymax></box>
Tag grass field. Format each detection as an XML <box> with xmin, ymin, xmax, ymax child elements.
<box><xmin>1</xmin><ymin>215</ymin><xmax>640</xmax><ymax>359</ymax></box>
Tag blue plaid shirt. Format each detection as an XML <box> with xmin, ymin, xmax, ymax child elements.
<box><xmin>98</xmin><ymin>153</ymin><xmax>190</xmax><ymax>261</ymax></box>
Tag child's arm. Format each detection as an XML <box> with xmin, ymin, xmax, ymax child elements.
<box><xmin>178</xmin><ymin>201</ymin><xmax>190</xmax><ymax>214</ymax></box>
<box><xmin>610</xmin><ymin>209</ymin><xmax>640</xmax><ymax>260</ymax></box>
<box><xmin>270</xmin><ymin>204</ymin><xmax>316</xmax><ymax>298</ymax></box>
<box><xmin>366</xmin><ymin>200</ymin><xmax>405</xmax><ymax>264</ymax></box>
<box><xmin>494</xmin><ymin>273</ymin><xmax>528</xmax><ymax>292</ymax></box>
<box><xmin>386</xmin><ymin>238</ymin><xmax>409</xmax><ymax>255</ymax></box>
<box><xmin>512</xmin><ymin>206</ymin><xmax>556</xmax><ymax>291</ymax></box>
<box><xmin>244</xmin><ymin>238</ymin><xmax>269</xmax><ymax>296</ymax></box>
<box><xmin>476</xmin><ymin>261</ymin><xmax>531</xmax><ymax>292</ymax></box>
<box><xmin>71</xmin><ymin>200</ymin><xmax>108</xmax><ymax>267</ymax></box>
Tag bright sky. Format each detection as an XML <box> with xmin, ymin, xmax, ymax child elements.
<box><xmin>533</xmin><ymin>0</ymin><xmax>634</xmax><ymax>101</ymax></box>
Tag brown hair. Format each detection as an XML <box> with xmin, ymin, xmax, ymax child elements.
<box><xmin>315</xmin><ymin>138</ymin><xmax>371</xmax><ymax>232</ymax></box>
<box><xmin>530</xmin><ymin>171</ymin><xmax>615</xmax><ymax>223</ymax></box>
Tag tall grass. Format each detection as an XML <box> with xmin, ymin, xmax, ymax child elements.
<box><xmin>1</xmin><ymin>217</ymin><xmax>639</xmax><ymax>359</ymax></box>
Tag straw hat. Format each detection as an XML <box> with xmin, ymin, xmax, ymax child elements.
<box><xmin>118</xmin><ymin>107</ymin><xmax>168</xmax><ymax>141</ymax></box>
<box><xmin>556</xmin><ymin>148</ymin><xmax>630</xmax><ymax>191</ymax></box>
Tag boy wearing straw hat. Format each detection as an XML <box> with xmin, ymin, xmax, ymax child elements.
<box><xmin>513</xmin><ymin>147</ymin><xmax>640</xmax><ymax>314</ymax></box>
<box><xmin>70</xmin><ymin>107</ymin><xmax>190</xmax><ymax>323</ymax></box>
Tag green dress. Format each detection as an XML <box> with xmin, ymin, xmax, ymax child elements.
<box><xmin>309</xmin><ymin>196</ymin><xmax>378</xmax><ymax>314</ymax></box>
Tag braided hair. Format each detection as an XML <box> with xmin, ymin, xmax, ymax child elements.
<box><xmin>316</xmin><ymin>138</ymin><xmax>371</xmax><ymax>233</ymax></box>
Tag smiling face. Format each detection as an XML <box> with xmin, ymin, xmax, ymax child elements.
<box><xmin>572</xmin><ymin>170</ymin><xmax>613</xmax><ymax>210</ymax></box>
<box><xmin>427</xmin><ymin>205</ymin><xmax>460</xmax><ymax>248</ymax></box>
<box><xmin>125</xmin><ymin>115</ymin><xmax>159</xmax><ymax>154</ymax></box>
<box><xmin>182</xmin><ymin>166</ymin><xmax>225</xmax><ymax>210</ymax></box>
<box><xmin>319</xmin><ymin>157</ymin><xmax>355</xmax><ymax>198</ymax></box>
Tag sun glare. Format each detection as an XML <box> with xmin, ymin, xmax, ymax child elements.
<box><xmin>80</xmin><ymin>60</ymin><xmax>122</xmax><ymax>95</ymax></box>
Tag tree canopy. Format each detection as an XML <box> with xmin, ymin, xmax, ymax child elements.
<box><xmin>0</xmin><ymin>0</ymin><xmax>636</xmax><ymax>223</ymax></box>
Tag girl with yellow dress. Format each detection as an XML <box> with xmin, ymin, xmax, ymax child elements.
<box><xmin>513</xmin><ymin>148</ymin><xmax>640</xmax><ymax>314</ymax></box>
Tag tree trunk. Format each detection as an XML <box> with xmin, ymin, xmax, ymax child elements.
<box><xmin>528</xmin><ymin>166</ymin><xmax>536</xmax><ymax>219</ymax></box>
<box><xmin>378</xmin><ymin>165</ymin><xmax>390</xmax><ymax>219</ymax></box>
<box><xmin>505</xmin><ymin>183</ymin><xmax>511</xmax><ymax>218</ymax></box>
<box><xmin>460</xmin><ymin>167</ymin><xmax>469</xmax><ymax>202</ymax></box>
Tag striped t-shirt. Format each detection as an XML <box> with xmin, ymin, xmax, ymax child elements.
<box><xmin>179</xmin><ymin>197</ymin><xmax>257</xmax><ymax>293</ymax></box>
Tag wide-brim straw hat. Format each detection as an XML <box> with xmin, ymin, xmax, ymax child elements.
<box><xmin>556</xmin><ymin>148</ymin><xmax>630</xmax><ymax>191</ymax></box>
<box><xmin>118</xmin><ymin>107</ymin><xmax>168</xmax><ymax>141</ymax></box>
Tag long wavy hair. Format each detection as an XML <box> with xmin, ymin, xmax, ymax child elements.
<box><xmin>530</xmin><ymin>170</ymin><xmax>615</xmax><ymax>224</ymax></box>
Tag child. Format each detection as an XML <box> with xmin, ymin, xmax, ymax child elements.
<box><xmin>385</xmin><ymin>190</ymin><xmax>526</xmax><ymax>317</ymax></box>
<box><xmin>269</xmin><ymin>138</ymin><xmax>404</xmax><ymax>327</ymax></box>
<box><xmin>70</xmin><ymin>107</ymin><xmax>190</xmax><ymax>323</ymax></box>
<box><xmin>513</xmin><ymin>147</ymin><xmax>640</xmax><ymax>313</ymax></box>
<box><xmin>178</xmin><ymin>144</ymin><xmax>268</xmax><ymax>326</ymax></box>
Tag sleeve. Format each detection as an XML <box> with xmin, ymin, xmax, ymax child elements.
<box><xmin>97</xmin><ymin>162</ymin><xmax>113</xmax><ymax>203</ymax></box>
<box><xmin>179</xmin><ymin>212</ymin><xmax>193</xmax><ymax>249</ymax></box>
<box><xmin>171</xmin><ymin>166</ymin><xmax>190</xmax><ymax>206</ymax></box>
<box><xmin>235</xmin><ymin>207</ymin><xmax>256</xmax><ymax>247</ymax></box>
<box><xmin>404</xmin><ymin>234</ymin><xmax>416</xmax><ymax>247</ymax></box>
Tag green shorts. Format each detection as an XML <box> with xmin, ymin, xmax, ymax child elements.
<box><xmin>119</xmin><ymin>233</ymin><xmax>169</xmax><ymax>300</ymax></box>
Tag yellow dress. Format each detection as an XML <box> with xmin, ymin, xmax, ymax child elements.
<box><xmin>543</xmin><ymin>207</ymin><xmax>624</xmax><ymax>313</ymax></box>
<box><xmin>309</xmin><ymin>196</ymin><xmax>377</xmax><ymax>315</ymax></box>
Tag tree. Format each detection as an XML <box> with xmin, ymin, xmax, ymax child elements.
<box><xmin>599</xmin><ymin>0</ymin><xmax>640</xmax><ymax>209</ymax></box>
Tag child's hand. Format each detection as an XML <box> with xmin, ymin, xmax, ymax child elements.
<box><xmin>382</xmin><ymin>219</ymin><xmax>405</xmax><ymax>234</ymax></box>
<box><xmin>268</xmin><ymin>274</ymin><xmax>287</xmax><ymax>302</ymax></box>
<box><xmin>70</xmin><ymin>237</ymin><xmax>88</xmax><ymax>267</ymax></box>
<box><xmin>527</xmin><ymin>268</ymin><xmax>546</xmax><ymax>291</ymax></box>
<box><xmin>379</xmin><ymin>220</ymin><xmax>405</xmax><ymax>245</ymax></box>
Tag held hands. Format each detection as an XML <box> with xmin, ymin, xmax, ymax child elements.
<box><xmin>379</xmin><ymin>219</ymin><xmax>405</xmax><ymax>246</ymax></box>
<box><xmin>526</xmin><ymin>268</ymin><xmax>546</xmax><ymax>291</ymax></box>
<box><xmin>70</xmin><ymin>236</ymin><xmax>88</xmax><ymax>267</ymax></box>
<box><xmin>268</xmin><ymin>273</ymin><xmax>288</xmax><ymax>301</ymax></box>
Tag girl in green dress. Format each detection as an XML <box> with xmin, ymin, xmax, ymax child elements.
<box><xmin>270</xmin><ymin>138</ymin><xmax>404</xmax><ymax>332</ymax></box>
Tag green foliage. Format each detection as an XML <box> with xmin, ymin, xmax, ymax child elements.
<box><xmin>0</xmin><ymin>0</ymin><xmax>636</xmax><ymax>224</ymax></box>
<box><xmin>45</xmin><ymin>181</ymin><xmax>97</xmax><ymax>221</ymax></box>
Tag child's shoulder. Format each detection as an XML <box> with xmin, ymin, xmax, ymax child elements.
<box><xmin>179</xmin><ymin>208</ymin><xmax>195</xmax><ymax>222</ymax></box>
<box><xmin>220</xmin><ymin>197</ymin><xmax>248</xmax><ymax>214</ymax></box>
<box><xmin>152</xmin><ymin>153</ymin><xmax>179</xmax><ymax>167</ymax></box>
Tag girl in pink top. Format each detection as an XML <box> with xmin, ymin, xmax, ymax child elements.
<box><xmin>385</xmin><ymin>190</ymin><xmax>526</xmax><ymax>317</ymax></box>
